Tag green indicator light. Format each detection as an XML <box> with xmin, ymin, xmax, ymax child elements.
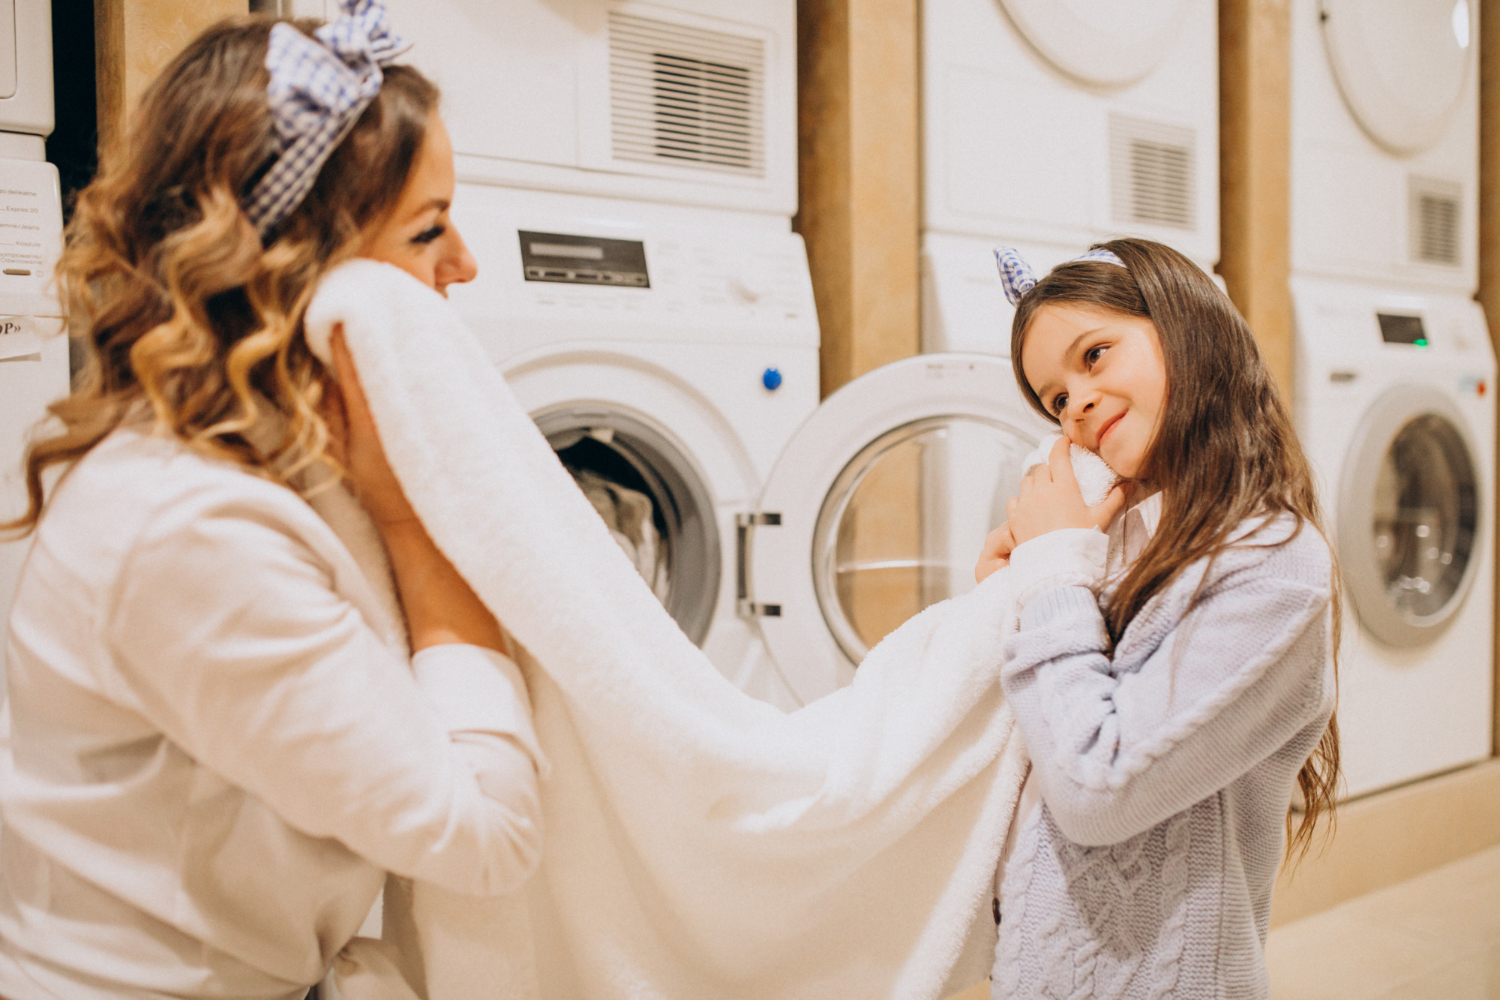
<box><xmin>1415</xmin><ymin>338</ymin><xmax>1429</xmax><ymax>347</ymax></box>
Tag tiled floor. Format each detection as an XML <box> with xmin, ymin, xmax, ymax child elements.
<box><xmin>1268</xmin><ymin>844</ymin><xmax>1500</xmax><ymax>999</ymax></box>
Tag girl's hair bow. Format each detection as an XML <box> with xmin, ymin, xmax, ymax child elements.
<box><xmin>994</xmin><ymin>246</ymin><xmax>1127</xmax><ymax>306</ymax></box>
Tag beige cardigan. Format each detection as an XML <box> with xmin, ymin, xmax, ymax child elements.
<box><xmin>0</xmin><ymin>428</ymin><xmax>543</xmax><ymax>999</ymax></box>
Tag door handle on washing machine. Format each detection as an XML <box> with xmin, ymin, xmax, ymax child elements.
<box><xmin>736</xmin><ymin>512</ymin><xmax>782</xmax><ymax>618</ymax></box>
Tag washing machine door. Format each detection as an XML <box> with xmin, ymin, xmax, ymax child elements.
<box><xmin>997</xmin><ymin>0</ymin><xmax>1192</xmax><ymax>86</ymax></box>
<box><xmin>1339</xmin><ymin>383</ymin><xmax>1482</xmax><ymax>647</ymax></box>
<box><xmin>530</xmin><ymin>403</ymin><xmax>722</xmax><ymax>648</ymax></box>
<box><xmin>745</xmin><ymin>354</ymin><xmax>1050</xmax><ymax>704</ymax></box>
<box><xmin>1321</xmin><ymin>0</ymin><xmax>1474</xmax><ymax>155</ymax></box>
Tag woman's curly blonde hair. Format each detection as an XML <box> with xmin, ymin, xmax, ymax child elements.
<box><xmin>3</xmin><ymin>16</ymin><xmax>438</xmax><ymax>535</ymax></box>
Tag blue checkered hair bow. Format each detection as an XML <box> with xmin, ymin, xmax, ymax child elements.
<box><xmin>993</xmin><ymin>246</ymin><xmax>1127</xmax><ymax>306</ymax></box>
<box><xmin>244</xmin><ymin>0</ymin><xmax>413</xmax><ymax>237</ymax></box>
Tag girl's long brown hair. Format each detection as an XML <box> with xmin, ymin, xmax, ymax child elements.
<box><xmin>2</xmin><ymin>16</ymin><xmax>438</xmax><ymax>535</ymax></box>
<box><xmin>1011</xmin><ymin>237</ymin><xmax>1340</xmax><ymax>861</ymax></box>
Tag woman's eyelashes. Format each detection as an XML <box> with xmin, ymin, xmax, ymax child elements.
<box><xmin>1050</xmin><ymin>392</ymin><xmax>1068</xmax><ymax>416</ymax></box>
<box><xmin>1084</xmin><ymin>343</ymin><xmax>1107</xmax><ymax>367</ymax></box>
<box><xmin>411</xmin><ymin>223</ymin><xmax>446</xmax><ymax>246</ymax></box>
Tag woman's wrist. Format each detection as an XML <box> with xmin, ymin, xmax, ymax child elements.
<box><xmin>377</xmin><ymin>518</ymin><xmax>505</xmax><ymax>653</ymax></box>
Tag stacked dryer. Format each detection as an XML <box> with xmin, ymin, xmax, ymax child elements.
<box><xmin>287</xmin><ymin>0</ymin><xmax>1058</xmax><ymax>709</ymax></box>
<box><xmin>1291</xmin><ymin>0</ymin><xmax>1494</xmax><ymax>797</ymax></box>
<box><xmin>921</xmin><ymin>0</ymin><xmax>1220</xmax><ymax>355</ymax></box>
<box><xmin>0</xmin><ymin>2</ymin><xmax>69</xmax><ymax>688</ymax></box>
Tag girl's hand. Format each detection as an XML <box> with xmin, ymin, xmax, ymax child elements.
<box><xmin>1006</xmin><ymin>437</ymin><xmax>1128</xmax><ymax>548</ymax></box>
<box><xmin>324</xmin><ymin>327</ymin><xmax>419</xmax><ymax>528</ymax></box>
<box><xmin>975</xmin><ymin>521</ymin><xmax>1016</xmax><ymax>583</ymax></box>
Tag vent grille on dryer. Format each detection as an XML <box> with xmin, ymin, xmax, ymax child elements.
<box><xmin>609</xmin><ymin>13</ymin><xmax>765</xmax><ymax>177</ymax></box>
<box><xmin>1109</xmin><ymin>115</ymin><xmax>1196</xmax><ymax>230</ymax></box>
<box><xmin>1409</xmin><ymin>176</ymin><xmax>1462</xmax><ymax>266</ymax></box>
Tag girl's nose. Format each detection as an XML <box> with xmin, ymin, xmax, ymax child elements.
<box><xmin>1063</xmin><ymin>388</ymin><xmax>1098</xmax><ymax>423</ymax></box>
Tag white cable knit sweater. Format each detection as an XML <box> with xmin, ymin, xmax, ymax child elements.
<box><xmin>993</xmin><ymin>514</ymin><xmax>1335</xmax><ymax>1000</ymax></box>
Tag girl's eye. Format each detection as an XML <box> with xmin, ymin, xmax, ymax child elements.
<box><xmin>412</xmin><ymin>225</ymin><xmax>446</xmax><ymax>245</ymax></box>
<box><xmin>1084</xmin><ymin>345</ymin><xmax>1107</xmax><ymax>367</ymax></box>
<box><xmin>1051</xmin><ymin>393</ymin><xmax>1068</xmax><ymax>416</ymax></box>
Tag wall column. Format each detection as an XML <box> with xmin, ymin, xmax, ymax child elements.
<box><xmin>795</xmin><ymin>0</ymin><xmax>920</xmax><ymax>397</ymax></box>
<box><xmin>95</xmin><ymin>0</ymin><xmax>248</xmax><ymax>150</ymax></box>
<box><xmin>1219</xmin><ymin>0</ymin><xmax>1294</xmax><ymax>398</ymax></box>
<box><xmin>1480</xmin><ymin>0</ymin><xmax>1500</xmax><ymax>756</ymax></box>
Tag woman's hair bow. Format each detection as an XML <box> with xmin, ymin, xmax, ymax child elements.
<box><xmin>244</xmin><ymin>0</ymin><xmax>413</xmax><ymax>237</ymax></box>
<box><xmin>993</xmin><ymin>246</ymin><xmax>1127</xmax><ymax>306</ymax></box>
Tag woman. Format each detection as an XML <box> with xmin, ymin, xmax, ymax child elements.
<box><xmin>0</xmin><ymin>5</ymin><xmax>541</xmax><ymax>997</ymax></box>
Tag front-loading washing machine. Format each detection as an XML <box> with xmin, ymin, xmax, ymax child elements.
<box><xmin>1291</xmin><ymin>0</ymin><xmax>1493</xmax><ymax>796</ymax></box>
<box><xmin>921</xmin><ymin>0</ymin><xmax>1220</xmax><ymax>355</ymax></box>
<box><xmin>286</xmin><ymin>0</ymin><xmax>1060</xmax><ymax>708</ymax></box>
<box><xmin>1294</xmin><ymin>278</ymin><xmax>1494</xmax><ymax>797</ymax></box>
<box><xmin>450</xmin><ymin>184</ymin><xmax>1054</xmax><ymax>709</ymax></box>
<box><xmin>0</xmin><ymin>0</ymin><xmax>69</xmax><ymax>690</ymax></box>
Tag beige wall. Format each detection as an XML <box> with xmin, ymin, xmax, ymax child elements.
<box><xmin>795</xmin><ymin>0</ymin><xmax>920</xmax><ymax>397</ymax></box>
<box><xmin>95</xmin><ymin>0</ymin><xmax>248</xmax><ymax>149</ymax></box>
<box><xmin>1218</xmin><ymin>0</ymin><xmax>1294</xmax><ymax>399</ymax></box>
<box><xmin>1481</xmin><ymin>0</ymin><xmax>1500</xmax><ymax>761</ymax></box>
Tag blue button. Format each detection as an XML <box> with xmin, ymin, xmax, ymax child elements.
<box><xmin>762</xmin><ymin>367</ymin><xmax>783</xmax><ymax>391</ymax></box>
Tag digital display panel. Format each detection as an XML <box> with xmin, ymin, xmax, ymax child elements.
<box><xmin>1377</xmin><ymin>313</ymin><xmax>1428</xmax><ymax>346</ymax></box>
<box><xmin>518</xmin><ymin>231</ymin><xmax>649</xmax><ymax>288</ymax></box>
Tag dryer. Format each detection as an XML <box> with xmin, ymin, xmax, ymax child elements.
<box><xmin>0</xmin><ymin>0</ymin><xmax>68</xmax><ymax>690</ymax></box>
<box><xmin>922</xmin><ymin>0</ymin><xmax>1219</xmax><ymax>355</ymax></box>
<box><xmin>289</xmin><ymin>0</ymin><xmax>796</xmax><ymax>216</ymax></box>
<box><xmin>450</xmin><ymin>185</ymin><xmax>1053</xmax><ymax>708</ymax></box>
<box><xmin>1290</xmin><ymin>0</ymin><xmax>1492</xmax><ymax>796</ymax></box>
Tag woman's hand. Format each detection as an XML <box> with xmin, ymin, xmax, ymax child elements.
<box><xmin>324</xmin><ymin>328</ymin><xmax>419</xmax><ymax>529</ymax></box>
<box><xmin>1006</xmin><ymin>437</ymin><xmax>1127</xmax><ymax>548</ymax></box>
<box><xmin>323</xmin><ymin>327</ymin><xmax>506</xmax><ymax>654</ymax></box>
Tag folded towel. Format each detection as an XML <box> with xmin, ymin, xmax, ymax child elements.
<box><xmin>306</xmin><ymin>260</ymin><xmax>1040</xmax><ymax>1000</ymax></box>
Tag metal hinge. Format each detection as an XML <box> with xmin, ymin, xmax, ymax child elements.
<box><xmin>736</xmin><ymin>512</ymin><xmax>782</xmax><ymax>618</ymax></box>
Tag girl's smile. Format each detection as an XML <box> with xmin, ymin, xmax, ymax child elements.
<box><xmin>1020</xmin><ymin>301</ymin><xmax>1168</xmax><ymax>479</ymax></box>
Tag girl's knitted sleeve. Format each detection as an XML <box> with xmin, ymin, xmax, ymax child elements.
<box><xmin>1000</xmin><ymin>520</ymin><xmax>1334</xmax><ymax>847</ymax></box>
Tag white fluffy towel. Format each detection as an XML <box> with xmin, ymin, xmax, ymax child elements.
<box><xmin>303</xmin><ymin>260</ymin><xmax>1046</xmax><ymax>1000</ymax></box>
<box><xmin>1019</xmin><ymin>435</ymin><xmax>1121</xmax><ymax>506</ymax></box>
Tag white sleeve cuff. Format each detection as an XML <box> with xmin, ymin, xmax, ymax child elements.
<box><xmin>1008</xmin><ymin>527</ymin><xmax>1108</xmax><ymax>612</ymax></box>
<box><xmin>411</xmin><ymin>645</ymin><xmax>545</xmax><ymax>771</ymax></box>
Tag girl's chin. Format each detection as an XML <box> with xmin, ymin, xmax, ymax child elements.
<box><xmin>1103</xmin><ymin>448</ymin><xmax>1142</xmax><ymax>479</ymax></box>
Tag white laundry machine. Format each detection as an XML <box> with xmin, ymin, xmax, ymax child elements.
<box><xmin>1291</xmin><ymin>0</ymin><xmax>1493</xmax><ymax>796</ymax></box>
<box><xmin>921</xmin><ymin>0</ymin><xmax>1220</xmax><ymax>354</ymax></box>
<box><xmin>449</xmin><ymin>185</ymin><xmax>1053</xmax><ymax>708</ymax></box>
<box><xmin>288</xmin><ymin>0</ymin><xmax>796</xmax><ymax>216</ymax></box>
<box><xmin>0</xmin><ymin>1</ymin><xmax>68</xmax><ymax>690</ymax></box>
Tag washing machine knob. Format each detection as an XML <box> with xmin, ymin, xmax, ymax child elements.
<box><xmin>762</xmin><ymin>367</ymin><xmax>783</xmax><ymax>391</ymax></box>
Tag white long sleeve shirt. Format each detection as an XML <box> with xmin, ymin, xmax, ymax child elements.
<box><xmin>0</xmin><ymin>428</ymin><xmax>544</xmax><ymax>999</ymax></box>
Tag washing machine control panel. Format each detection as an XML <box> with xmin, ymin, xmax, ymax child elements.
<box><xmin>451</xmin><ymin>185</ymin><xmax>820</xmax><ymax>360</ymax></box>
<box><xmin>519</xmin><ymin>231</ymin><xmax>651</xmax><ymax>288</ymax></box>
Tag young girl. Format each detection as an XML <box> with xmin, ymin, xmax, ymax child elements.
<box><xmin>979</xmin><ymin>239</ymin><xmax>1339</xmax><ymax>999</ymax></box>
<box><xmin>0</xmin><ymin>5</ymin><xmax>543</xmax><ymax>997</ymax></box>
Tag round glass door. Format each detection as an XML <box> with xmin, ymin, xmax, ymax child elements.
<box><xmin>534</xmin><ymin>406</ymin><xmax>720</xmax><ymax>646</ymax></box>
<box><xmin>812</xmin><ymin>414</ymin><xmax>1034</xmax><ymax>663</ymax></box>
<box><xmin>1340</xmin><ymin>388</ymin><xmax>1481</xmax><ymax>647</ymax></box>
